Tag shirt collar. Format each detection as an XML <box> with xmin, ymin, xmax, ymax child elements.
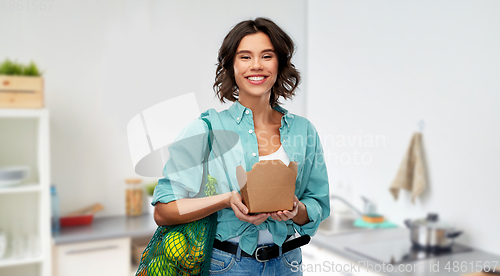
<box><xmin>272</xmin><ymin>104</ymin><xmax>294</xmax><ymax>127</ymax></box>
<box><xmin>228</xmin><ymin>101</ymin><xmax>294</xmax><ymax>126</ymax></box>
<box><xmin>228</xmin><ymin>101</ymin><xmax>246</xmax><ymax>124</ymax></box>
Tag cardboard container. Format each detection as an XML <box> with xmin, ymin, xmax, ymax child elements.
<box><xmin>236</xmin><ymin>160</ymin><xmax>298</xmax><ymax>213</ymax></box>
<box><xmin>0</xmin><ymin>75</ymin><xmax>44</xmax><ymax>108</ymax></box>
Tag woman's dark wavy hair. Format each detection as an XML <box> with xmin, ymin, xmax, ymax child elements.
<box><xmin>213</xmin><ymin>18</ymin><xmax>301</xmax><ymax>107</ymax></box>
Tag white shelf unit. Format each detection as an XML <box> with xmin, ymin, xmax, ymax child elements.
<box><xmin>0</xmin><ymin>108</ymin><xmax>51</xmax><ymax>276</ymax></box>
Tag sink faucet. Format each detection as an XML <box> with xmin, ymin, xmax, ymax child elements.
<box><xmin>329</xmin><ymin>195</ymin><xmax>376</xmax><ymax>217</ymax></box>
<box><xmin>361</xmin><ymin>196</ymin><xmax>377</xmax><ymax>214</ymax></box>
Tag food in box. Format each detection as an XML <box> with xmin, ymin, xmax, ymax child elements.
<box><xmin>236</xmin><ymin>160</ymin><xmax>298</xmax><ymax>213</ymax></box>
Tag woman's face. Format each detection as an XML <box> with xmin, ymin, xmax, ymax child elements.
<box><xmin>233</xmin><ymin>32</ymin><xmax>278</xmax><ymax>101</ymax></box>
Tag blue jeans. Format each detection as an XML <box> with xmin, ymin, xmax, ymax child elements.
<box><xmin>209</xmin><ymin>245</ymin><xmax>303</xmax><ymax>275</ymax></box>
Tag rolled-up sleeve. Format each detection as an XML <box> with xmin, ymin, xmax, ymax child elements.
<box><xmin>151</xmin><ymin>119</ymin><xmax>208</xmax><ymax>206</ymax></box>
<box><xmin>294</xmin><ymin>128</ymin><xmax>330</xmax><ymax>236</ymax></box>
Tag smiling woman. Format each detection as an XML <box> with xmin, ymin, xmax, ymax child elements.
<box><xmin>213</xmin><ymin>17</ymin><xmax>300</xmax><ymax>107</ymax></box>
<box><xmin>152</xmin><ymin>17</ymin><xmax>329</xmax><ymax>276</ymax></box>
<box><xmin>233</xmin><ymin>32</ymin><xmax>278</xmax><ymax>101</ymax></box>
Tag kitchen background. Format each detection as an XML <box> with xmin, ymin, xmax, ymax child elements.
<box><xmin>0</xmin><ymin>0</ymin><xmax>499</xmax><ymax>275</ymax></box>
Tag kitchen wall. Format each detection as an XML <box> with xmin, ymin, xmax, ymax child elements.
<box><xmin>0</xmin><ymin>1</ymin><xmax>307</xmax><ymax>216</ymax></box>
<box><xmin>306</xmin><ymin>0</ymin><xmax>500</xmax><ymax>255</ymax></box>
<box><xmin>2</xmin><ymin>0</ymin><xmax>499</xmax><ymax>257</ymax></box>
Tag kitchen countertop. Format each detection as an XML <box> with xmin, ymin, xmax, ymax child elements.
<box><xmin>311</xmin><ymin>228</ymin><xmax>500</xmax><ymax>276</ymax></box>
<box><xmin>52</xmin><ymin>214</ymin><xmax>158</xmax><ymax>245</ymax></box>
<box><xmin>52</xmin><ymin>215</ymin><xmax>499</xmax><ymax>275</ymax></box>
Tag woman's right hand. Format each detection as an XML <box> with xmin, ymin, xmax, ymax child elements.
<box><xmin>228</xmin><ymin>191</ymin><xmax>270</xmax><ymax>225</ymax></box>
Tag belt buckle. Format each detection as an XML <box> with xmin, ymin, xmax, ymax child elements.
<box><xmin>254</xmin><ymin>245</ymin><xmax>269</xmax><ymax>263</ymax></box>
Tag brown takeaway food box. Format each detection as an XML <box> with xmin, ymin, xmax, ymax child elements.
<box><xmin>236</xmin><ymin>160</ymin><xmax>298</xmax><ymax>213</ymax></box>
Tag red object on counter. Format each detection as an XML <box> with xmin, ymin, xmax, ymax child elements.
<box><xmin>60</xmin><ymin>214</ymin><xmax>94</xmax><ymax>227</ymax></box>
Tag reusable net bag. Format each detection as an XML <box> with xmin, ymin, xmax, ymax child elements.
<box><xmin>135</xmin><ymin>213</ymin><xmax>217</xmax><ymax>276</ymax></box>
<box><xmin>135</xmin><ymin>118</ymin><xmax>220</xmax><ymax>276</ymax></box>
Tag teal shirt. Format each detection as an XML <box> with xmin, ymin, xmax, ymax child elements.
<box><xmin>152</xmin><ymin>101</ymin><xmax>330</xmax><ymax>255</ymax></box>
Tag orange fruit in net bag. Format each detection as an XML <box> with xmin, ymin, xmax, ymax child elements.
<box><xmin>179</xmin><ymin>254</ymin><xmax>198</xmax><ymax>270</ymax></box>
<box><xmin>187</xmin><ymin>240</ymin><xmax>204</xmax><ymax>263</ymax></box>
<box><xmin>136</xmin><ymin>267</ymin><xmax>147</xmax><ymax>276</ymax></box>
<box><xmin>141</xmin><ymin>249</ymin><xmax>149</xmax><ymax>262</ymax></box>
<box><xmin>190</xmin><ymin>265</ymin><xmax>201</xmax><ymax>275</ymax></box>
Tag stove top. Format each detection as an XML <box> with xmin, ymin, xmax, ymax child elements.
<box><xmin>346</xmin><ymin>239</ymin><xmax>473</xmax><ymax>264</ymax></box>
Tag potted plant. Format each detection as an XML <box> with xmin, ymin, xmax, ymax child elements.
<box><xmin>144</xmin><ymin>181</ymin><xmax>157</xmax><ymax>215</ymax></box>
<box><xmin>0</xmin><ymin>59</ymin><xmax>44</xmax><ymax>108</ymax></box>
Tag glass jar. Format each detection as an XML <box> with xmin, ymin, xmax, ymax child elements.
<box><xmin>125</xmin><ymin>178</ymin><xmax>143</xmax><ymax>216</ymax></box>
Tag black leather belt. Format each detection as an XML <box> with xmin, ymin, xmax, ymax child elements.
<box><xmin>213</xmin><ymin>235</ymin><xmax>310</xmax><ymax>262</ymax></box>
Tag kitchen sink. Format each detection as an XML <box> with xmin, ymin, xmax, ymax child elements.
<box><xmin>318</xmin><ymin>212</ymin><xmax>374</xmax><ymax>235</ymax></box>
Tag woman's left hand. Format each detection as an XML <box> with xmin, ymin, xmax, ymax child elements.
<box><xmin>270</xmin><ymin>195</ymin><xmax>300</xmax><ymax>222</ymax></box>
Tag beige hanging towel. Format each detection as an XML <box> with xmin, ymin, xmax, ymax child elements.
<box><xmin>389</xmin><ymin>132</ymin><xmax>427</xmax><ymax>204</ymax></box>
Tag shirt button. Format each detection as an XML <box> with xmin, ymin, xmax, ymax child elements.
<box><xmin>252</xmin><ymin>152</ymin><xmax>257</xmax><ymax>157</ymax></box>
<box><xmin>248</xmin><ymin>130</ymin><xmax>253</xmax><ymax>134</ymax></box>
<box><xmin>282</xmin><ymin>139</ymin><xmax>285</xmax><ymax>142</ymax></box>
<box><xmin>237</xmin><ymin>117</ymin><xmax>240</xmax><ymax>121</ymax></box>
<box><xmin>245</xmin><ymin>110</ymin><xmax>250</xmax><ymax>114</ymax></box>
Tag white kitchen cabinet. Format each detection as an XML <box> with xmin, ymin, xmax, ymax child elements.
<box><xmin>53</xmin><ymin>237</ymin><xmax>131</xmax><ymax>276</ymax></box>
<box><xmin>302</xmin><ymin>243</ymin><xmax>384</xmax><ymax>276</ymax></box>
<box><xmin>0</xmin><ymin>109</ymin><xmax>51</xmax><ymax>276</ymax></box>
